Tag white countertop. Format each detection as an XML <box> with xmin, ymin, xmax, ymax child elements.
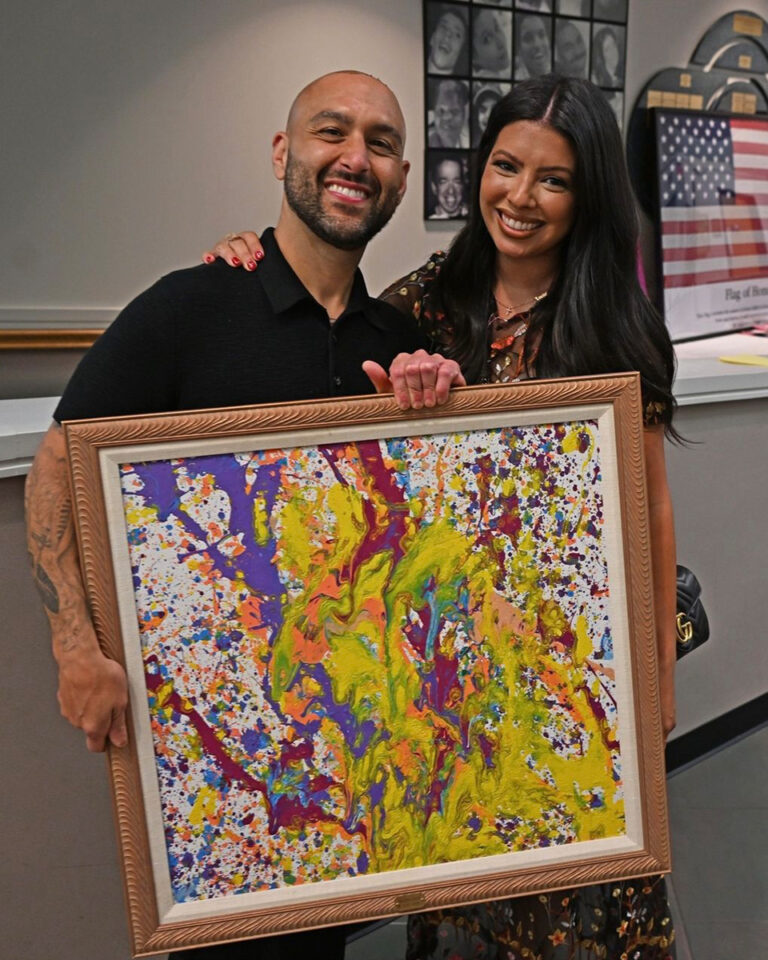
<box><xmin>0</xmin><ymin>395</ymin><xmax>58</xmax><ymax>478</ymax></box>
<box><xmin>673</xmin><ymin>332</ymin><xmax>768</xmax><ymax>406</ymax></box>
<box><xmin>2</xmin><ymin>333</ymin><xmax>768</xmax><ymax>477</ymax></box>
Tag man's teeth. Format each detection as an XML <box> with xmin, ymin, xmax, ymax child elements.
<box><xmin>329</xmin><ymin>185</ymin><xmax>367</xmax><ymax>200</ymax></box>
<box><xmin>500</xmin><ymin>213</ymin><xmax>539</xmax><ymax>231</ymax></box>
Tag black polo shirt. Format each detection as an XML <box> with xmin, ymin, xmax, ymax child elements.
<box><xmin>54</xmin><ymin>228</ymin><xmax>428</xmax><ymax>422</ymax></box>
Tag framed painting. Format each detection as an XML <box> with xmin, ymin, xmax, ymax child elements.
<box><xmin>65</xmin><ymin>374</ymin><xmax>670</xmax><ymax>957</ymax></box>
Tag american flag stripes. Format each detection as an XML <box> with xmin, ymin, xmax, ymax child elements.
<box><xmin>656</xmin><ymin>111</ymin><xmax>768</xmax><ymax>340</ymax></box>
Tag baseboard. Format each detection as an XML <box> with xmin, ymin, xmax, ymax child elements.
<box><xmin>665</xmin><ymin>692</ymin><xmax>768</xmax><ymax>774</ymax></box>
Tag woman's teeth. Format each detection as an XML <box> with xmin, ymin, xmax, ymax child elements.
<box><xmin>500</xmin><ymin>213</ymin><xmax>539</xmax><ymax>231</ymax></box>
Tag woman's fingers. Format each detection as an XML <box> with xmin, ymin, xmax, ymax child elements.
<box><xmin>202</xmin><ymin>231</ymin><xmax>264</xmax><ymax>270</ymax></box>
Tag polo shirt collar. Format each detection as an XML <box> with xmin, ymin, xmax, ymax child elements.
<box><xmin>257</xmin><ymin>227</ymin><xmax>385</xmax><ymax>328</ymax></box>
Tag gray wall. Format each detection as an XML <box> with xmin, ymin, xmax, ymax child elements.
<box><xmin>2</xmin><ymin>2</ymin><xmax>767</xmax><ymax>959</ymax></box>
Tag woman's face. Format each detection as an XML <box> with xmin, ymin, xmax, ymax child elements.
<box><xmin>518</xmin><ymin>16</ymin><xmax>551</xmax><ymax>76</ymax></box>
<box><xmin>473</xmin><ymin>11</ymin><xmax>510</xmax><ymax>73</ymax></box>
<box><xmin>430</xmin><ymin>12</ymin><xmax>466</xmax><ymax>71</ymax></box>
<box><xmin>480</xmin><ymin>121</ymin><xmax>576</xmax><ymax>268</ymax></box>
<box><xmin>601</xmin><ymin>32</ymin><xmax>620</xmax><ymax>74</ymax></box>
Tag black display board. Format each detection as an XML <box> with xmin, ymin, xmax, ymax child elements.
<box><xmin>423</xmin><ymin>0</ymin><xmax>629</xmax><ymax>220</ymax></box>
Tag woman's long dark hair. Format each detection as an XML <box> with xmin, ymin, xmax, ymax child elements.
<box><xmin>431</xmin><ymin>75</ymin><xmax>677</xmax><ymax>428</ymax></box>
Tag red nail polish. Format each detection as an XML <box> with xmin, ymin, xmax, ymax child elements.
<box><xmin>247</xmin><ymin>260</ymin><xmax>257</xmax><ymax>271</ymax></box>
<box><xmin>255</xmin><ymin>250</ymin><xmax>264</xmax><ymax>261</ymax></box>
<box><xmin>232</xmin><ymin>256</ymin><xmax>241</xmax><ymax>266</ymax></box>
<box><xmin>203</xmin><ymin>254</ymin><xmax>214</xmax><ymax>263</ymax></box>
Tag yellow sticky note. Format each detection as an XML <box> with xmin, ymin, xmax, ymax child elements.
<box><xmin>718</xmin><ymin>354</ymin><xmax>768</xmax><ymax>368</ymax></box>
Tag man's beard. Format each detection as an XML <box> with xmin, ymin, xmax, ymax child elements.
<box><xmin>283</xmin><ymin>154</ymin><xmax>401</xmax><ymax>251</ymax></box>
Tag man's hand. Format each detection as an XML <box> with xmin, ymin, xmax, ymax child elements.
<box><xmin>363</xmin><ymin>350</ymin><xmax>465</xmax><ymax>409</ymax></box>
<box><xmin>57</xmin><ymin>639</ymin><xmax>129</xmax><ymax>752</ymax></box>
<box><xmin>202</xmin><ymin>230</ymin><xmax>264</xmax><ymax>271</ymax></box>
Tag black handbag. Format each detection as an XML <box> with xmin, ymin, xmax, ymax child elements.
<box><xmin>676</xmin><ymin>564</ymin><xmax>710</xmax><ymax>659</ymax></box>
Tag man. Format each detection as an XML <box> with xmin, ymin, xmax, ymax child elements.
<box><xmin>427</xmin><ymin>155</ymin><xmax>468</xmax><ymax>220</ymax></box>
<box><xmin>25</xmin><ymin>70</ymin><xmax>430</xmax><ymax>960</ymax></box>
<box><xmin>427</xmin><ymin>79</ymin><xmax>470</xmax><ymax>148</ymax></box>
<box><xmin>554</xmin><ymin>19</ymin><xmax>588</xmax><ymax>79</ymax></box>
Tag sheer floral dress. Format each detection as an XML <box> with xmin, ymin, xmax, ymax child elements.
<box><xmin>379</xmin><ymin>254</ymin><xmax>675</xmax><ymax>960</ymax></box>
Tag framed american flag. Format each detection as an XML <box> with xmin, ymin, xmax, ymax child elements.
<box><xmin>654</xmin><ymin>107</ymin><xmax>768</xmax><ymax>341</ymax></box>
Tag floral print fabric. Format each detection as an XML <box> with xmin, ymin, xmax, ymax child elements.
<box><xmin>380</xmin><ymin>254</ymin><xmax>676</xmax><ymax>959</ymax></box>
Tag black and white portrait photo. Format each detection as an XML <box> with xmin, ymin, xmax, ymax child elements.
<box><xmin>471</xmin><ymin>7</ymin><xmax>512</xmax><ymax>79</ymax></box>
<box><xmin>602</xmin><ymin>88</ymin><xmax>624</xmax><ymax>130</ymax></box>
<box><xmin>425</xmin><ymin>151</ymin><xmax>470</xmax><ymax>220</ymax></box>
<box><xmin>593</xmin><ymin>0</ymin><xmax>628</xmax><ymax>23</ymax></box>
<box><xmin>554</xmin><ymin>17</ymin><xmax>589</xmax><ymax>78</ymax></box>
<box><xmin>556</xmin><ymin>0</ymin><xmax>590</xmax><ymax>15</ymax></box>
<box><xmin>427</xmin><ymin>78</ymin><xmax>471</xmax><ymax>148</ymax></box>
<box><xmin>514</xmin><ymin>13</ymin><xmax>553</xmax><ymax>79</ymax></box>
<box><xmin>421</xmin><ymin>0</ymin><xmax>631</xmax><ymax>219</ymax></box>
<box><xmin>472</xmin><ymin>81</ymin><xmax>510</xmax><ymax>146</ymax></box>
<box><xmin>516</xmin><ymin>0</ymin><xmax>553</xmax><ymax>12</ymax></box>
<box><xmin>426</xmin><ymin>2</ymin><xmax>470</xmax><ymax>76</ymax></box>
<box><xmin>592</xmin><ymin>21</ymin><xmax>626</xmax><ymax>87</ymax></box>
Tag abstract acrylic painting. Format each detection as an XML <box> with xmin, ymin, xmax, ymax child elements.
<box><xmin>65</xmin><ymin>376</ymin><xmax>670</xmax><ymax>956</ymax></box>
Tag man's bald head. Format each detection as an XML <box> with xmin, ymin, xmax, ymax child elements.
<box><xmin>285</xmin><ymin>71</ymin><xmax>407</xmax><ymax>146</ymax></box>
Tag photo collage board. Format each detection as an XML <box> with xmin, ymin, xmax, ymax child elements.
<box><xmin>424</xmin><ymin>0</ymin><xmax>629</xmax><ymax>219</ymax></box>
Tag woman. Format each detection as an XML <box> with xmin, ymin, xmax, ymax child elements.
<box><xmin>203</xmin><ymin>76</ymin><xmax>678</xmax><ymax>959</ymax></box>
<box><xmin>514</xmin><ymin>14</ymin><xmax>552</xmax><ymax>79</ymax></box>
<box><xmin>592</xmin><ymin>25</ymin><xmax>625</xmax><ymax>87</ymax></box>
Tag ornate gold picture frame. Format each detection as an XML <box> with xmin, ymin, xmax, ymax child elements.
<box><xmin>65</xmin><ymin>374</ymin><xmax>669</xmax><ymax>957</ymax></box>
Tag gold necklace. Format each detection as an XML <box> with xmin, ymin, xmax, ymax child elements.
<box><xmin>493</xmin><ymin>289</ymin><xmax>548</xmax><ymax>319</ymax></box>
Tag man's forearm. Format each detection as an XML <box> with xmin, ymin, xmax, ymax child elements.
<box><xmin>25</xmin><ymin>423</ymin><xmax>128</xmax><ymax>751</ymax></box>
<box><xmin>25</xmin><ymin>423</ymin><xmax>93</xmax><ymax>655</ymax></box>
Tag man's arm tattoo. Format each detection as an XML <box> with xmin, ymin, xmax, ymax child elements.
<box><xmin>25</xmin><ymin>427</ymin><xmax>81</xmax><ymax>621</ymax></box>
<box><xmin>33</xmin><ymin>560</ymin><xmax>60</xmax><ymax>613</ymax></box>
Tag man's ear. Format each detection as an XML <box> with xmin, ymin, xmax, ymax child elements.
<box><xmin>272</xmin><ymin>131</ymin><xmax>288</xmax><ymax>181</ymax></box>
<box><xmin>396</xmin><ymin>159</ymin><xmax>411</xmax><ymax>206</ymax></box>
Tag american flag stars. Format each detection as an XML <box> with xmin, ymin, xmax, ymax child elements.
<box><xmin>659</xmin><ymin>114</ymin><xmax>735</xmax><ymax>207</ymax></box>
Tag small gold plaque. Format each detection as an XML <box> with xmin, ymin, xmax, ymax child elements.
<box><xmin>690</xmin><ymin>95</ymin><xmax>704</xmax><ymax>110</ymax></box>
<box><xmin>395</xmin><ymin>891</ymin><xmax>428</xmax><ymax>911</ymax></box>
<box><xmin>732</xmin><ymin>92</ymin><xmax>758</xmax><ymax>114</ymax></box>
<box><xmin>680</xmin><ymin>73</ymin><xmax>692</xmax><ymax>88</ymax></box>
<box><xmin>733</xmin><ymin>14</ymin><xmax>762</xmax><ymax>36</ymax></box>
<box><xmin>738</xmin><ymin>54</ymin><xmax>753</xmax><ymax>69</ymax></box>
<box><xmin>662</xmin><ymin>91</ymin><xmax>677</xmax><ymax>107</ymax></box>
<box><xmin>676</xmin><ymin>93</ymin><xmax>690</xmax><ymax>108</ymax></box>
<box><xmin>647</xmin><ymin>90</ymin><xmax>663</xmax><ymax>107</ymax></box>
